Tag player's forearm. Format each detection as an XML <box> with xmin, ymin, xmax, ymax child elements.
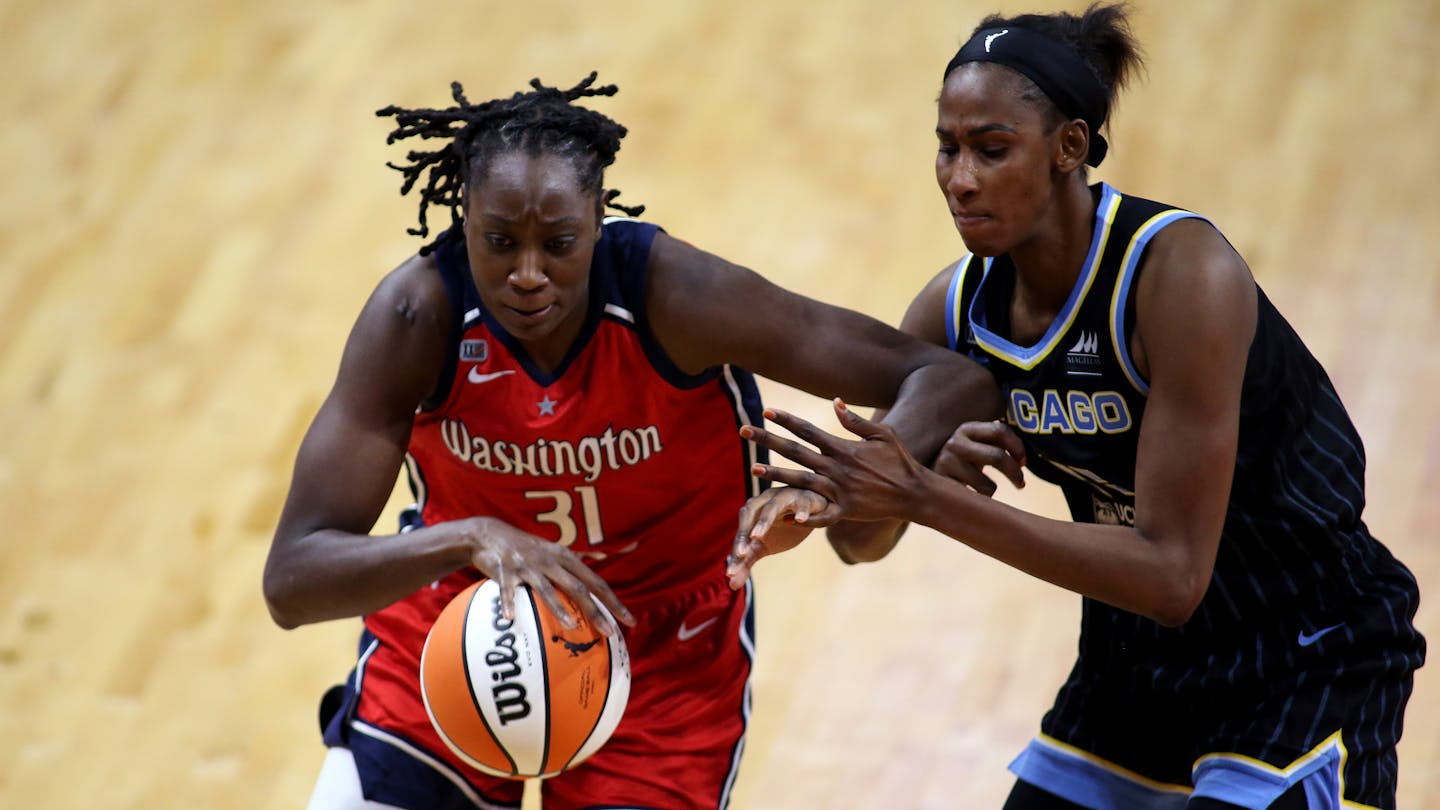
<box><xmin>263</xmin><ymin>525</ymin><xmax>471</xmax><ymax>629</ymax></box>
<box><xmin>885</xmin><ymin>358</ymin><xmax>1001</xmax><ymax>465</ymax></box>
<box><xmin>821</xmin><ymin>360</ymin><xmax>993</xmax><ymax>565</ymax></box>
<box><xmin>909</xmin><ymin>471</ymin><xmax>1208</xmax><ymax>627</ymax></box>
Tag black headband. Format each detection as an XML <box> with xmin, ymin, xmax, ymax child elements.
<box><xmin>944</xmin><ymin>26</ymin><xmax>1109</xmax><ymax>167</ymax></box>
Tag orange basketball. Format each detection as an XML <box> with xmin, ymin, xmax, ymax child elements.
<box><xmin>419</xmin><ymin>579</ymin><xmax>631</xmax><ymax>779</ymax></box>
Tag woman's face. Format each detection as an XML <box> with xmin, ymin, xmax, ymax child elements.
<box><xmin>463</xmin><ymin>150</ymin><xmax>601</xmax><ymax>367</ymax></box>
<box><xmin>934</xmin><ymin>63</ymin><xmax>1066</xmax><ymax>257</ymax></box>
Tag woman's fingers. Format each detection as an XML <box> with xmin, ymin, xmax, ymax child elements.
<box><xmin>759</xmin><ymin>408</ymin><xmax>837</xmax><ymax>449</ymax></box>
<box><xmin>961</xmin><ymin>421</ymin><xmax>1026</xmax><ymax>487</ymax></box>
<box><xmin>933</xmin><ymin>421</ymin><xmax>1026</xmax><ymax>492</ymax></box>
<box><xmin>804</xmin><ymin>499</ymin><xmax>846</xmax><ymax>526</ymax></box>
<box><xmin>727</xmin><ymin>488</ymin><xmax>835</xmax><ymax>590</ymax></box>
<box><xmin>522</xmin><ymin>569</ymin><xmax>582</xmax><ymax>631</ymax></box>
<box><xmin>726</xmin><ymin>549</ymin><xmax>757</xmax><ymax>590</ymax></box>
<box><xmin>558</xmin><ymin>553</ymin><xmax>634</xmax><ymax>630</ymax></box>
<box><xmin>752</xmin><ymin>490</ymin><xmax>805</xmax><ymax>537</ymax></box>
<box><xmin>750</xmin><ymin>463</ymin><xmax>837</xmax><ymax>499</ymax></box>
<box><xmin>832</xmin><ymin>398</ymin><xmax>894</xmax><ymax>442</ymax></box>
<box><xmin>975</xmin><ymin>419</ymin><xmax>1027</xmax><ymax>466</ymax></box>
<box><xmin>933</xmin><ymin>449</ymin><xmax>999</xmax><ymax>495</ymax></box>
<box><xmin>495</xmin><ymin>564</ymin><xmax>518</xmax><ymax>622</ymax></box>
<box><xmin>740</xmin><ymin>423</ymin><xmax>830</xmax><ymax>472</ymax></box>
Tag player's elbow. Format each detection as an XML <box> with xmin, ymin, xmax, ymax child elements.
<box><xmin>1150</xmin><ymin>592</ymin><xmax>1202</xmax><ymax>628</ymax></box>
<box><xmin>827</xmin><ymin>522</ymin><xmax>906</xmax><ymax>565</ymax></box>
<box><xmin>262</xmin><ymin>563</ymin><xmax>306</xmax><ymax>630</ymax></box>
<box><xmin>1148</xmin><ymin>567</ymin><xmax>1210</xmax><ymax>628</ymax></box>
<box><xmin>930</xmin><ymin>354</ymin><xmax>1004</xmax><ymax>422</ymax></box>
<box><xmin>1131</xmin><ymin>530</ymin><xmax>1215</xmax><ymax>627</ymax></box>
<box><xmin>831</xmin><ymin>540</ymin><xmax>886</xmax><ymax>565</ymax></box>
<box><xmin>263</xmin><ymin>587</ymin><xmax>302</xmax><ymax>630</ymax></box>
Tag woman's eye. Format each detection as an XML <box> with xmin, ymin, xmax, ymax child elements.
<box><xmin>485</xmin><ymin>234</ymin><xmax>511</xmax><ymax>248</ymax></box>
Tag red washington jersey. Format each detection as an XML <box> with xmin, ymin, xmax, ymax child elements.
<box><xmin>351</xmin><ymin>218</ymin><xmax>766</xmax><ymax>774</ymax></box>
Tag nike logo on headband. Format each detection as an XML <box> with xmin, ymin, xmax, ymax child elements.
<box><xmin>985</xmin><ymin>29</ymin><xmax>1009</xmax><ymax>52</ymax></box>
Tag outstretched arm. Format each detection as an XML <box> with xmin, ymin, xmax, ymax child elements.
<box><xmin>646</xmin><ymin>233</ymin><xmax>998</xmax><ymax>426</ymax></box>
<box><xmin>821</xmin><ymin>262</ymin><xmax>1002</xmax><ymax>563</ymax></box>
<box><xmin>645</xmin><ymin>235</ymin><xmax>1001</xmax><ymax>569</ymax></box>
<box><xmin>735</xmin><ymin>221</ymin><xmax>1256</xmax><ymax>627</ymax></box>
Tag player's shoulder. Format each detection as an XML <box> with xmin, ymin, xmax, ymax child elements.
<box><xmin>930</xmin><ymin>254</ymin><xmax>974</xmax><ymax>293</ymax></box>
<box><xmin>1106</xmin><ymin>185</ymin><xmax>1244</xmax><ymax>283</ymax></box>
<box><xmin>361</xmin><ymin>248</ymin><xmax>451</xmax><ymax>336</ymax></box>
<box><xmin>1143</xmin><ymin>217</ymin><xmax>1248</xmax><ymax>284</ymax></box>
<box><xmin>600</xmin><ymin>215</ymin><xmax>662</xmax><ymax>249</ymax></box>
<box><xmin>378</xmin><ymin>249</ymin><xmax>446</xmax><ymax>302</ymax></box>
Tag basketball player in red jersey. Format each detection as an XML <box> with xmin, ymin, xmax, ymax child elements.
<box><xmin>262</xmin><ymin>74</ymin><xmax>998</xmax><ymax>810</ymax></box>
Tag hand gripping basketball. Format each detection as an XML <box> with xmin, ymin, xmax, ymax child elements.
<box><xmin>462</xmin><ymin>515</ymin><xmax>634</xmax><ymax>635</ymax></box>
<box><xmin>421</xmin><ymin>579</ymin><xmax>631</xmax><ymax>779</ymax></box>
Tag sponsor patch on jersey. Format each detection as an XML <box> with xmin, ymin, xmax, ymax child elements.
<box><xmin>1092</xmin><ymin>493</ymin><xmax>1136</xmax><ymax>526</ymax></box>
<box><xmin>1065</xmin><ymin>330</ymin><xmax>1102</xmax><ymax>377</ymax></box>
<box><xmin>460</xmin><ymin>339</ymin><xmax>488</xmax><ymax>362</ymax></box>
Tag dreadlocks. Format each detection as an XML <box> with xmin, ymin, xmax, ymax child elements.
<box><xmin>377</xmin><ymin>72</ymin><xmax>645</xmax><ymax>255</ymax></box>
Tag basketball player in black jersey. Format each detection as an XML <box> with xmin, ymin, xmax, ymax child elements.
<box><xmin>725</xmin><ymin>4</ymin><xmax>1425</xmax><ymax>809</ymax></box>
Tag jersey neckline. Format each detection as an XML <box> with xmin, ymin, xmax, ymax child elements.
<box><xmin>967</xmin><ymin>182</ymin><xmax>1121</xmax><ymax>371</ymax></box>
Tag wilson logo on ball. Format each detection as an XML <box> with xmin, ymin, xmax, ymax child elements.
<box><xmin>483</xmin><ymin>597</ymin><xmax>532</xmax><ymax>725</ymax></box>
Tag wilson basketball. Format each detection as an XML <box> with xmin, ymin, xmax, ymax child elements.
<box><xmin>419</xmin><ymin>579</ymin><xmax>631</xmax><ymax>779</ymax></box>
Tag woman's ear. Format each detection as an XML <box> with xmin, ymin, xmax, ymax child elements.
<box><xmin>1056</xmin><ymin>119</ymin><xmax>1091</xmax><ymax>173</ymax></box>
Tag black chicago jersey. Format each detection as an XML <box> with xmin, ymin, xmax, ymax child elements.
<box><xmin>944</xmin><ymin>183</ymin><xmax>1424</xmax><ymax>808</ymax></box>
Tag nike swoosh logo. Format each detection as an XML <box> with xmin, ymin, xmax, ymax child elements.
<box><xmin>1298</xmin><ymin>623</ymin><xmax>1344</xmax><ymax>647</ymax></box>
<box><xmin>468</xmin><ymin>368</ymin><xmax>516</xmax><ymax>385</ymax></box>
<box><xmin>677</xmin><ymin>616</ymin><xmax>719</xmax><ymax>642</ymax></box>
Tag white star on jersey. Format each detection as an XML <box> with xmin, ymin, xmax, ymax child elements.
<box><xmin>537</xmin><ymin>394</ymin><xmax>558</xmax><ymax>416</ymax></box>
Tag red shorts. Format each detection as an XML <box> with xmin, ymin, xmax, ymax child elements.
<box><xmin>325</xmin><ymin>577</ymin><xmax>755</xmax><ymax>810</ymax></box>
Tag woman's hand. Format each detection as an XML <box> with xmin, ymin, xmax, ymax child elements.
<box><xmin>460</xmin><ymin>517</ymin><xmax>635</xmax><ymax>636</ymax></box>
<box><xmin>726</xmin><ymin>487</ymin><xmax>834</xmax><ymax>589</ymax></box>
<box><xmin>741</xmin><ymin>399</ymin><xmax>932</xmax><ymax>524</ymax></box>
<box><xmin>933</xmin><ymin>419</ymin><xmax>1026</xmax><ymax>496</ymax></box>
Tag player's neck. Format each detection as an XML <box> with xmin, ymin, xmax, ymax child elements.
<box><xmin>1008</xmin><ymin>178</ymin><xmax>1098</xmax><ymax>313</ymax></box>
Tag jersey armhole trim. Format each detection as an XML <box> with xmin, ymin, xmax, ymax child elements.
<box><xmin>419</xmin><ymin>240</ymin><xmax>475</xmax><ymax>414</ymax></box>
<box><xmin>1108</xmin><ymin>209</ymin><xmax>1207</xmax><ymax>395</ymax></box>
<box><xmin>614</xmin><ymin>225</ymin><xmax>725</xmax><ymax>391</ymax></box>
<box><xmin>945</xmin><ymin>255</ymin><xmax>974</xmax><ymax>351</ymax></box>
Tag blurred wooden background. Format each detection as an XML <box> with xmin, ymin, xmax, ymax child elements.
<box><xmin>1</xmin><ymin>0</ymin><xmax>1436</xmax><ymax>807</ymax></box>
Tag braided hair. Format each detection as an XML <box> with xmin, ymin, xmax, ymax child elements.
<box><xmin>377</xmin><ymin>72</ymin><xmax>645</xmax><ymax>255</ymax></box>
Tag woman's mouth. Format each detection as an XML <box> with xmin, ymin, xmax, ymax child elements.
<box><xmin>953</xmin><ymin>210</ymin><xmax>988</xmax><ymax>228</ymax></box>
<box><xmin>507</xmin><ymin>303</ymin><xmax>555</xmax><ymax>324</ymax></box>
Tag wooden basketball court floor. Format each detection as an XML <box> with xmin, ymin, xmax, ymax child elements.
<box><xmin>1</xmin><ymin>1</ymin><xmax>1436</xmax><ymax>807</ymax></box>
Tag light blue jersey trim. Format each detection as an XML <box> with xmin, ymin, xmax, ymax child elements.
<box><xmin>1107</xmin><ymin>209</ymin><xmax>1206</xmax><ymax>394</ymax></box>
<box><xmin>1009</xmin><ymin>734</ymin><xmax>1191</xmax><ymax>810</ymax></box>
<box><xmin>944</xmin><ymin>255</ymin><xmax>976</xmax><ymax>351</ymax></box>
<box><xmin>969</xmin><ymin>184</ymin><xmax>1122</xmax><ymax>370</ymax></box>
<box><xmin>1191</xmin><ymin>732</ymin><xmax>1353</xmax><ymax>810</ymax></box>
<box><xmin>1010</xmin><ymin>731</ymin><xmax>1362</xmax><ymax>810</ymax></box>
